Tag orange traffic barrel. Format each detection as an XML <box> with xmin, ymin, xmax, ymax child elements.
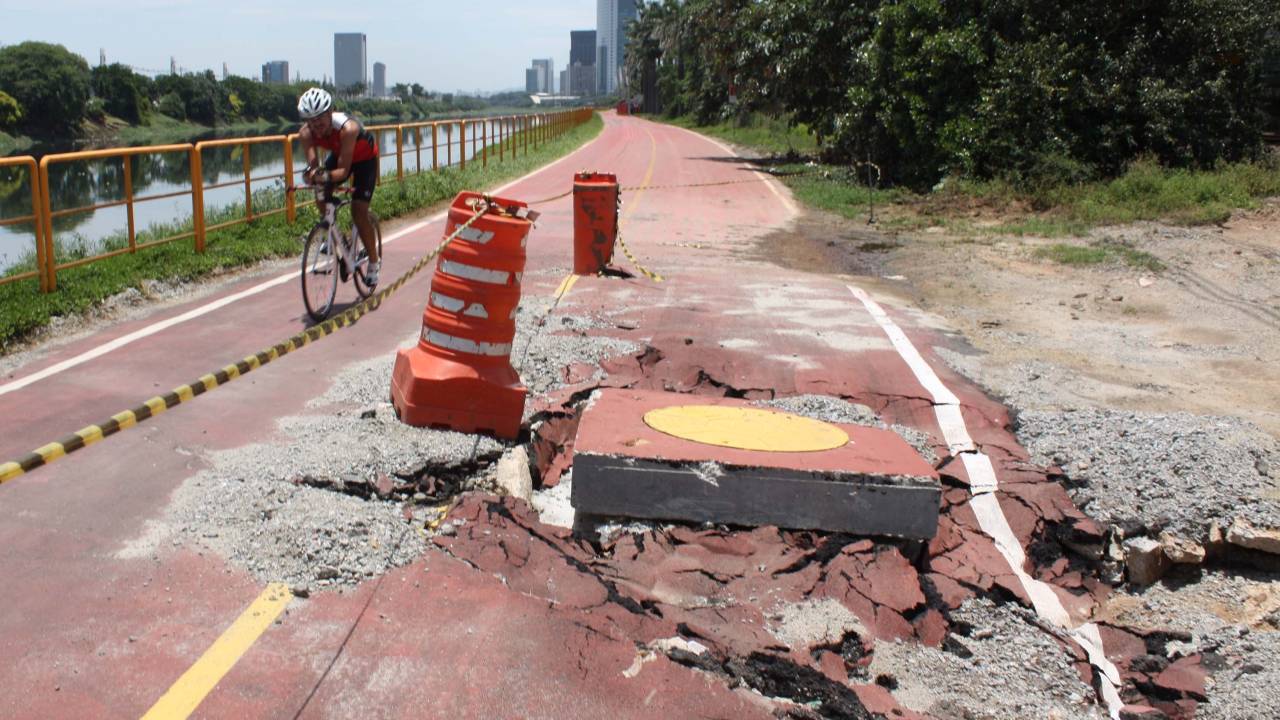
<box><xmin>572</xmin><ymin>172</ymin><xmax>619</xmax><ymax>275</ymax></box>
<box><xmin>390</xmin><ymin>191</ymin><xmax>534</xmax><ymax>439</ymax></box>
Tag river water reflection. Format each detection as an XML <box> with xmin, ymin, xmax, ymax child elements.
<box><xmin>0</xmin><ymin>119</ymin><xmax>508</xmax><ymax>274</ymax></box>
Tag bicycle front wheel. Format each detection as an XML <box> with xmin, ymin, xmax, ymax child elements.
<box><xmin>353</xmin><ymin>213</ymin><xmax>384</xmax><ymax>299</ymax></box>
<box><xmin>301</xmin><ymin>225</ymin><xmax>339</xmax><ymax>321</ymax></box>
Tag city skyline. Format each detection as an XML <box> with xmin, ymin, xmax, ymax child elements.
<box><xmin>1</xmin><ymin>1</ymin><xmax>598</xmax><ymax>93</ymax></box>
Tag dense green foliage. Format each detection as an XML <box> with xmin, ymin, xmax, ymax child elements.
<box><xmin>626</xmin><ymin>0</ymin><xmax>1280</xmax><ymax>188</ymax></box>
<box><xmin>0</xmin><ymin>42</ymin><xmax>92</xmax><ymax>134</ymax></box>
<box><xmin>679</xmin><ymin>113</ymin><xmax>1280</xmax><ymax>235</ymax></box>
<box><xmin>0</xmin><ymin>91</ymin><xmax>21</xmax><ymax>130</ymax></box>
<box><xmin>91</xmin><ymin>64</ymin><xmax>151</xmax><ymax>124</ymax></box>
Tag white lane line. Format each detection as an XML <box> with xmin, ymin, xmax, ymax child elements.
<box><xmin>0</xmin><ymin>125</ymin><xmax>605</xmax><ymax>397</ymax></box>
<box><xmin>846</xmin><ymin>283</ymin><xmax>1124</xmax><ymax>720</ymax></box>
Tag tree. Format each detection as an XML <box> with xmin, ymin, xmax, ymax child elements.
<box><xmin>157</xmin><ymin>92</ymin><xmax>185</xmax><ymax>120</ymax></box>
<box><xmin>91</xmin><ymin>63</ymin><xmax>149</xmax><ymax>124</ymax></box>
<box><xmin>0</xmin><ymin>90</ymin><xmax>21</xmax><ymax>130</ymax></box>
<box><xmin>0</xmin><ymin>41</ymin><xmax>91</xmax><ymax>134</ymax></box>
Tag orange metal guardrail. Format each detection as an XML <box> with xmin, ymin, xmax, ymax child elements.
<box><xmin>3</xmin><ymin>108</ymin><xmax>591</xmax><ymax>294</ymax></box>
<box><xmin>192</xmin><ymin>135</ymin><xmax>294</xmax><ymax>248</ymax></box>
<box><xmin>0</xmin><ymin>156</ymin><xmax>46</xmax><ymax>291</ymax></box>
<box><xmin>38</xmin><ymin>144</ymin><xmax>198</xmax><ymax>292</ymax></box>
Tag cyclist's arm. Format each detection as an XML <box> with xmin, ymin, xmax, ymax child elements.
<box><xmin>326</xmin><ymin>123</ymin><xmax>360</xmax><ymax>184</ymax></box>
<box><xmin>299</xmin><ymin>125</ymin><xmax>321</xmax><ymax>183</ymax></box>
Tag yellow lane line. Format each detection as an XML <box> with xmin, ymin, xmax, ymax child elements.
<box><xmin>139</xmin><ymin>583</ymin><xmax>293</xmax><ymax>720</ymax></box>
<box><xmin>622</xmin><ymin>128</ymin><xmax>659</xmax><ymax>228</ymax></box>
<box><xmin>553</xmin><ymin>273</ymin><xmax>579</xmax><ymax>299</ymax></box>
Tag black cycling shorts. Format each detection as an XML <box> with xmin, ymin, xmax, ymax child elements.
<box><xmin>325</xmin><ymin>154</ymin><xmax>379</xmax><ymax>202</ymax></box>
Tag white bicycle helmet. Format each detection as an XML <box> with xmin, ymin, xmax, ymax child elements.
<box><xmin>297</xmin><ymin>87</ymin><xmax>332</xmax><ymax>119</ymax></box>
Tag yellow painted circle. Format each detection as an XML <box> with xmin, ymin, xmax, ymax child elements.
<box><xmin>642</xmin><ymin>405</ymin><xmax>849</xmax><ymax>453</ymax></box>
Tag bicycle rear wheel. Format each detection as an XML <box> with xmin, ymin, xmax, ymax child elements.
<box><xmin>353</xmin><ymin>213</ymin><xmax>384</xmax><ymax>299</ymax></box>
<box><xmin>301</xmin><ymin>225</ymin><xmax>339</xmax><ymax>321</ymax></box>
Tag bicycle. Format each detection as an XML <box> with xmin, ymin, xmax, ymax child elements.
<box><xmin>291</xmin><ymin>185</ymin><xmax>384</xmax><ymax>322</ymax></box>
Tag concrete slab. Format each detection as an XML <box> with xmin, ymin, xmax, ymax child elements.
<box><xmin>570</xmin><ymin>389</ymin><xmax>941</xmax><ymax>538</ymax></box>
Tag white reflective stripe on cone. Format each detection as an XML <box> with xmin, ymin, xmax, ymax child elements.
<box><xmin>422</xmin><ymin>327</ymin><xmax>511</xmax><ymax>356</ymax></box>
<box><xmin>456</xmin><ymin>226</ymin><xmax>496</xmax><ymax>244</ymax></box>
<box><xmin>430</xmin><ymin>292</ymin><xmax>465</xmax><ymax>312</ymax></box>
<box><xmin>463</xmin><ymin>303</ymin><xmax>489</xmax><ymax>318</ymax></box>
<box><xmin>440</xmin><ymin>259</ymin><xmax>510</xmax><ymax>285</ymax></box>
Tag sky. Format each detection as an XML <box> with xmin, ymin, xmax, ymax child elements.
<box><xmin>0</xmin><ymin>0</ymin><xmax>598</xmax><ymax>93</ymax></box>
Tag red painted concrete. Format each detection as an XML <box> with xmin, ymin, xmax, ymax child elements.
<box><xmin>0</xmin><ymin>111</ymin><xmax>1201</xmax><ymax>717</ymax></box>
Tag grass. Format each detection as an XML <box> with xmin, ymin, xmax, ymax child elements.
<box><xmin>665</xmin><ymin>114</ymin><xmax>820</xmax><ymax>157</ymax></box>
<box><xmin>656</xmin><ymin>114</ymin><xmax>1280</xmax><ymax>238</ymax></box>
<box><xmin>114</xmin><ymin>114</ymin><xmax>280</xmax><ymax>146</ymax></box>
<box><xmin>1033</xmin><ymin>240</ymin><xmax>1165</xmax><ymax>271</ymax></box>
<box><xmin>0</xmin><ymin>112</ymin><xmax>603</xmax><ymax>352</ymax></box>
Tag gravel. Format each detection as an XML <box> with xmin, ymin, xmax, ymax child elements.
<box><xmin>1101</xmin><ymin>569</ymin><xmax>1280</xmax><ymax>720</ymax></box>
<box><xmin>110</xmin><ymin>270</ymin><xmax>643</xmax><ymax>590</ymax></box>
<box><xmin>1014</xmin><ymin>407</ymin><xmax>1280</xmax><ymax>540</ymax></box>
<box><xmin>933</xmin><ymin>347</ymin><xmax>1280</xmax><ymax>541</ymax></box>
<box><xmin>150</xmin><ymin>406</ymin><xmax>500</xmax><ymax>588</ymax></box>
<box><xmin>511</xmin><ymin>294</ymin><xmax>639</xmax><ymax>399</ymax></box>
<box><xmin>768</xmin><ymin>598</ymin><xmax>867</xmax><ymax>651</ymax></box>
<box><xmin>867</xmin><ymin>597</ymin><xmax>1107</xmax><ymax>720</ymax></box>
<box><xmin>757</xmin><ymin>394</ymin><xmax>939</xmax><ymax>464</ymax></box>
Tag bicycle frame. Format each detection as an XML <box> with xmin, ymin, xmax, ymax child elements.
<box><xmin>315</xmin><ymin>191</ymin><xmax>360</xmax><ymax>271</ymax></box>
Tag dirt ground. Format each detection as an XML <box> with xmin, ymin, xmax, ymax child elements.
<box><xmin>757</xmin><ymin>199</ymin><xmax>1280</xmax><ymax>439</ymax></box>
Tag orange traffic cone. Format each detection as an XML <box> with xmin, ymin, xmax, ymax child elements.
<box><xmin>390</xmin><ymin>192</ymin><xmax>534</xmax><ymax>439</ymax></box>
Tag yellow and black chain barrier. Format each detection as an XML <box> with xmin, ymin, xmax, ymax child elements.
<box><xmin>614</xmin><ymin>229</ymin><xmax>664</xmax><ymax>282</ymax></box>
<box><xmin>0</xmin><ymin>204</ymin><xmax>493</xmax><ymax>484</ymax></box>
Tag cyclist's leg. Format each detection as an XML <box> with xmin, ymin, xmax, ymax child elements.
<box><xmin>350</xmin><ymin>157</ymin><xmax>379</xmax><ymax>264</ymax></box>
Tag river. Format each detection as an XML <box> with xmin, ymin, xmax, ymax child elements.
<box><xmin>0</xmin><ymin>118</ymin><xmax>515</xmax><ymax>274</ymax></box>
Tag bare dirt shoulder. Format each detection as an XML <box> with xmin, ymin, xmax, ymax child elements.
<box><xmin>756</xmin><ymin>200</ymin><xmax>1280</xmax><ymax>438</ymax></box>
<box><xmin>755</xmin><ymin>198</ymin><xmax>1280</xmax><ymax>719</ymax></box>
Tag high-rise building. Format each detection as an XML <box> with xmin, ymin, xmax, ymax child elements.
<box><xmin>262</xmin><ymin>61</ymin><xmax>290</xmax><ymax>85</ymax></box>
<box><xmin>571</xmin><ymin>30</ymin><xmax>596</xmax><ymax>66</ymax></box>
<box><xmin>596</xmin><ymin>45</ymin><xmax>609</xmax><ymax>95</ymax></box>
<box><xmin>334</xmin><ymin>33</ymin><xmax>368</xmax><ymax>92</ymax></box>
<box><xmin>373</xmin><ymin>62</ymin><xmax>387</xmax><ymax>97</ymax></box>
<box><xmin>596</xmin><ymin>0</ymin><xmax>637</xmax><ymax>94</ymax></box>
<box><xmin>532</xmin><ymin>58</ymin><xmax>554</xmax><ymax>93</ymax></box>
<box><xmin>571</xmin><ymin>63</ymin><xmax>596</xmax><ymax>96</ymax></box>
<box><xmin>569</xmin><ymin>29</ymin><xmax>597</xmax><ymax>96</ymax></box>
<box><xmin>525</xmin><ymin>68</ymin><xmax>540</xmax><ymax>93</ymax></box>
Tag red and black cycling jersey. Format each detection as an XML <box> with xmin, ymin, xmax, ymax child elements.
<box><xmin>308</xmin><ymin>112</ymin><xmax>378</xmax><ymax>162</ymax></box>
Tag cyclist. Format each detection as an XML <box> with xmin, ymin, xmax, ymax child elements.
<box><xmin>297</xmin><ymin>87</ymin><xmax>381</xmax><ymax>286</ymax></box>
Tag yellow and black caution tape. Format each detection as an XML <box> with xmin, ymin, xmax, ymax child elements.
<box><xmin>615</xmin><ymin>229</ymin><xmax>663</xmax><ymax>282</ymax></box>
<box><xmin>0</xmin><ymin>204</ymin><xmax>493</xmax><ymax>485</ymax></box>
